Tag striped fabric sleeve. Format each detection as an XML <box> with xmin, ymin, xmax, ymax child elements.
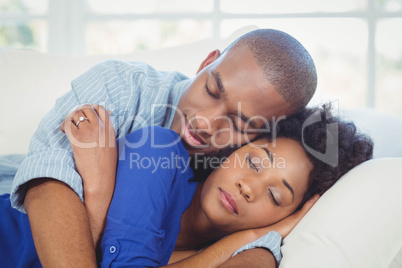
<box><xmin>10</xmin><ymin>60</ymin><xmax>188</xmax><ymax>213</ymax></box>
<box><xmin>10</xmin><ymin>60</ymin><xmax>133</xmax><ymax>212</ymax></box>
<box><xmin>0</xmin><ymin>154</ymin><xmax>25</xmax><ymax>195</ymax></box>
<box><xmin>232</xmin><ymin>231</ymin><xmax>282</xmax><ymax>265</ymax></box>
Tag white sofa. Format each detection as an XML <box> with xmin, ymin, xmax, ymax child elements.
<box><xmin>1</xmin><ymin>26</ymin><xmax>402</xmax><ymax>268</ymax></box>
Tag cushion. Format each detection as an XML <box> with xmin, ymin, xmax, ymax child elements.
<box><xmin>341</xmin><ymin>108</ymin><xmax>402</xmax><ymax>158</ymax></box>
<box><xmin>280</xmin><ymin>158</ymin><xmax>402</xmax><ymax>268</ymax></box>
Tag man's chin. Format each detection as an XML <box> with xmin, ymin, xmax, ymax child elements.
<box><xmin>184</xmin><ymin>143</ymin><xmax>220</xmax><ymax>157</ymax></box>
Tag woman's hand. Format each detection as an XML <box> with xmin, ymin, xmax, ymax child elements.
<box><xmin>61</xmin><ymin>104</ymin><xmax>117</xmax><ymax>248</ymax></box>
<box><xmin>251</xmin><ymin>194</ymin><xmax>320</xmax><ymax>239</ymax></box>
<box><xmin>163</xmin><ymin>195</ymin><xmax>320</xmax><ymax>268</ymax></box>
<box><xmin>61</xmin><ymin>104</ymin><xmax>116</xmax><ymax>192</ymax></box>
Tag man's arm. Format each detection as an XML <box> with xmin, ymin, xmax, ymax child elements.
<box><xmin>10</xmin><ymin>61</ymin><xmax>130</xmax><ymax>267</ymax></box>
<box><xmin>25</xmin><ymin>178</ymin><xmax>97</xmax><ymax>267</ymax></box>
<box><xmin>166</xmin><ymin>194</ymin><xmax>319</xmax><ymax>268</ymax></box>
<box><xmin>164</xmin><ymin>229</ymin><xmax>274</xmax><ymax>268</ymax></box>
<box><xmin>219</xmin><ymin>248</ymin><xmax>276</xmax><ymax>268</ymax></box>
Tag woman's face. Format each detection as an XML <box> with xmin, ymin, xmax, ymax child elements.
<box><xmin>200</xmin><ymin>137</ymin><xmax>313</xmax><ymax>234</ymax></box>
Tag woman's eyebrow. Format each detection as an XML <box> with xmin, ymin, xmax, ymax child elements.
<box><xmin>282</xmin><ymin>179</ymin><xmax>295</xmax><ymax>202</ymax></box>
<box><xmin>258</xmin><ymin>146</ymin><xmax>273</xmax><ymax>163</ymax></box>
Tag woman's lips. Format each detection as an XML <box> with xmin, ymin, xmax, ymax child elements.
<box><xmin>219</xmin><ymin>188</ymin><xmax>239</xmax><ymax>215</ymax></box>
<box><xmin>182</xmin><ymin>121</ymin><xmax>205</xmax><ymax>147</ymax></box>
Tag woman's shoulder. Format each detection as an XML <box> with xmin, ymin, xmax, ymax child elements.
<box><xmin>123</xmin><ymin>126</ymin><xmax>179</xmax><ymax>143</ymax></box>
<box><xmin>118</xmin><ymin>126</ymin><xmax>186</xmax><ymax>157</ymax></box>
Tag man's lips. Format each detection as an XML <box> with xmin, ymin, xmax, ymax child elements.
<box><xmin>219</xmin><ymin>188</ymin><xmax>239</xmax><ymax>214</ymax></box>
<box><xmin>182</xmin><ymin>121</ymin><xmax>206</xmax><ymax>147</ymax></box>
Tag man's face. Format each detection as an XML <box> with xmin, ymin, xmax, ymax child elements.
<box><xmin>170</xmin><ymin>45</ymin><xmax>291</xmax><ymax>156</ymax></box>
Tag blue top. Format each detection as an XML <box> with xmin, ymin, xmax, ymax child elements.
<box><xmin>10</xmin><ymin>60</ymin><xmax>191</xmax><ymax>212</ymax></box>
<box><xmin>0</xmin><ymin>194</ymin><xmax>40</xmax><ymax>268</ymax></box>
<box><xmin>101</xmin><ymin>126</ymin><xmax>198</xmax><ymax>267</ymax></box>
<box><xmin>0</xmin><ymin>126</ymin><xmax>197</xmax><ymax>268</ymax></box>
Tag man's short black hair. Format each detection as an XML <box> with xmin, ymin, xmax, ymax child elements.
<box><xmin>224</xmin><ymin>29</ymin><xmax>317</xmax><ymax>114</ymax></box>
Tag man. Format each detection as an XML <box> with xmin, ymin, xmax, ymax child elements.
<box><xmin>11</xmin><ymin>29</ymin><xmax>317</xmax><ymax>267</ymax></box>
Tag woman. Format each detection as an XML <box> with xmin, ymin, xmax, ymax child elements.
<box><xmin>0</xmin><ymin>104</ymin><xmax>373</xmax><ymax>268</ymax></box>
<box><xmin>66</xmin><ymin>103</ymin><xmax>374</xmax><ymax>267</ymax></box>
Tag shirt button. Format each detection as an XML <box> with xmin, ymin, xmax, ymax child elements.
<box><xmin>109</xmin><ymin>246</ymin><xmax>116</xmax><ymax>254</ymax></box>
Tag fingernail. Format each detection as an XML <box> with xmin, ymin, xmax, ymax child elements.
<box><xmin>310</xmin><ymin>195</ymin><xmax>319</xmax><ymax>202</ymax></box>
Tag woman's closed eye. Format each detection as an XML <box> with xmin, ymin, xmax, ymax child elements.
<box><xmin>247</xmin><ymin>155</ymin><xmax>259</xmax><ymax>171</ymax></box>
<box><xmin>268</xmin><ymin>189</ymin><xmax>280</xmax><ymax>206</ymax></box>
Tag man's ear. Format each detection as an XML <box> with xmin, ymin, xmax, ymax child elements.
<box><xmin>196</xmin><ymin>49</ymin><xmax>221</xmax><ymax>74</ymax></box>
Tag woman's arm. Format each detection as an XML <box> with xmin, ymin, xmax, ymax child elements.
<box><xmin>166</xmin><ymin>194</ymin><xmax>319</xmax><ymax>268</ymax></box>
<box><xmin>169</xmin><ymin>248</ymin><xmax>275</xmax><ymax>268</ymax></box>
<box><xmin>62</xmin><ymin>104</ymin><xmax>117</xmax><ymax>249</ymax></box>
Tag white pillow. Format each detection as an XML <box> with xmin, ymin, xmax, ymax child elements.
<box><xmin>341</xmin><ymin>108</ymin><xmax>402</xmax><ymax>158</ymax></box>
<box><xmin>280</xmin><ymin>158</ymin><xmax>402</xmax><ymax>268</ymax></box>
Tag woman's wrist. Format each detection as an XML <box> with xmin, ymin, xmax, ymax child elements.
<box><xmin>83</xmin><ymin>172</ymin><xmax>115</xmax><ymax>197</ymax></box>
<box><xmin>83</xmin><ymin>179</ymin><xmax>114</xmax><ymax>248</ymax></box>
<box><xmin>248</xmin><ymin>226</ymin><xmax>275</xmax><ymax>240</ymax></box>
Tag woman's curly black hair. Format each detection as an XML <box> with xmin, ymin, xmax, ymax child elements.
<box><xmin>190</xmin><ymin>104</ymin><xmax>374</xmax><ymax>210</ymax></box>
<box><xmin>271</xmin><ymin>104</ymin><xmax>374</xmax><ymax>209</ymax></box>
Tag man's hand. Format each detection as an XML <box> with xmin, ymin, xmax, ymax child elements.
<box><xmin>61</xmin><ymin>104</ymin><xmax>116</xmax><ymax>196</ymax></box>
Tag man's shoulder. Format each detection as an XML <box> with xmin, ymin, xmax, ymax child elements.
<box><xmin>93</xmin><ymin>59</ymin><xmax>154</xmax><ymax>75</ymax></box>
<box><xmin>95</xmin><ymin>59</ymin><xmax>186</xmax><ymax>79</ymax></box>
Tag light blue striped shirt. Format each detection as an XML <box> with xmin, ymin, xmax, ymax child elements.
<box><xmin>233</xmin><ymin>231</ymin><xmax>282</xmax><ymax>265</ymax></box>
<box><xmin>10</xmin><ymin>60</ymin><xmax>191</xmax><ymax>212</ymax></box>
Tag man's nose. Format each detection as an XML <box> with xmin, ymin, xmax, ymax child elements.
<box><xmin>192</xmin><ymin>107</ymin><xmax>227</xmax><ymax>136</ymax></box>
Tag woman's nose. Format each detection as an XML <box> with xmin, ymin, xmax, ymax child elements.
<box><xmin>236</xmin><ymin>179</ymin><xmax>256</xmax><ymax>202</ymax></box>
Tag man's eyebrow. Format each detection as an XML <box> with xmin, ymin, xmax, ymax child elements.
<box><xmin>239</xmin><ymin>113</ymin><xmax>258</xmax><ymax>129</ymax></box>
<box><xmin>282</xmin><ymin>179</ymin><xmax>295</xmax><ymax>202</ymax></box>
<box><xmin>212</xmin><ymin>70</ymin><xmax>258</xmax><ymax>129</ymax></box>
<box><xmin>211</xmin><ymin>70</ymin><xmax>224</xmax><ymax>94</ymax></box>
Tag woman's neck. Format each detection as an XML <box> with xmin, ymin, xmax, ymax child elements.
<box><xmin>175</xmin><ymin>183</ymin><xmax>226</xmax><ymax>250</ymax></box>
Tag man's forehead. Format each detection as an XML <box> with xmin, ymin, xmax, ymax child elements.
<box><xmin>209</xmin><ymin>65</ymin><xmax>290</xmax><ymax>125</ymax></box>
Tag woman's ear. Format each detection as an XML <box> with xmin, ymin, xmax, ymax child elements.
<box><xmin>196</xmin><ymin>49</ymin><xmax>221</xmax><ymax>74</ymax></box>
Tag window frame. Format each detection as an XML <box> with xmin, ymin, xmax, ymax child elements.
<box><xmin>1</xmin><ymin>0</ymin><xmax>402</xmax><ymax>109</ymax></box>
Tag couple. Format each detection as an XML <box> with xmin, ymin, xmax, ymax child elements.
<box><xmin>2</xmin><ymin>29</ymin><xmax>372</xmax><ymax>267</ymax></box>
<box><xmin>1</xmin><ymin>104</ymin><xmax>373</xmax><ymax>267</ymax></box>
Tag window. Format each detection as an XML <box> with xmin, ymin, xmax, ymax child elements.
<box><xmin>1</xmin><ymin>0</ymin><xmax>401</xmax><ymax>115</ymax></box>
